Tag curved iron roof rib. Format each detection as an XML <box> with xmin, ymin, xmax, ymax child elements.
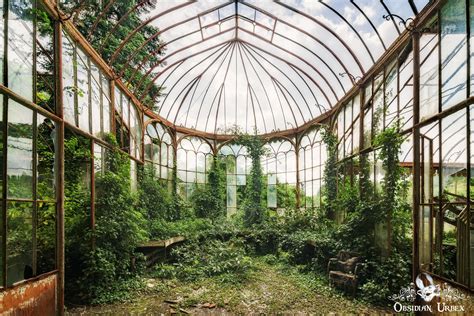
<box><xmin>135</xmin><ymin>28</ymin><xmax>236</xmax><ymax>97</ymax></box>
<box><xmin>317</xmin><ymin>0</ymin><xmax>376</xmax><ymax>65</ymax></box>
<box><xmin>379</xmin><ymin>1</ymin><xmax>401</xmax><ymax>35</ymax></box>
<box><xmin>151</xmin><ymin>38</ymin><xmax>331</xmax><ymax>127</ymax></box>
<box><xmin>350</xmin><ymin>0</ymin><xmax>387</xmax><ymax>51</ymax></box>
<box><xmin>63</xmin><ymin>0</ymin><xmax>430</xmax><ymax>135</ymax></box>
<box><xmin>161</xmin><ymin>42</ymin><xmax>233</xmax><ymax>118</ymax></box>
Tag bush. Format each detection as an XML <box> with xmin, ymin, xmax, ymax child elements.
<box><xmin>280</xmin><ymin>228</ymin><xmax>337</xmax><ymax>268</ymax></box>
<box><xmin>65</xmin><ymin>134</ymin><xmax>148</xmax><ymax>304</ymax></box>
<box><xmin>148</xmin><ymin>218</ymin><xmax>213</xmax><ymax>240</ymax></box>
<box><xmin>154</xmin><ymin>237</ymin><xmax>254</xmax><ymax>283</ymax></box>
<box><xmin>138</xmin><ymin>168</ymin><xmax>174</xmax><ymax>222</ymax></box>
<box><xmin>360</xmin><ymin>251</ymin><xmax>411</xmax><ymax>305</ymax></box>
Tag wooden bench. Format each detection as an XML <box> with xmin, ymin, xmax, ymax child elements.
<box><xmin>328</xmin><ymin>251</ymin><xmax>363</xmax><ymax>296</ymax></box>
<box><xmin>136</xmin><ymin>236</ymin><xmax>186</xmax><ymax>267</ymax></box>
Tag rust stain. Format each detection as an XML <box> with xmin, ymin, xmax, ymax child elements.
<box><xmin>0</xmin><ymin>273</ymin><xmax>57</xmax><ymax>316</ymax></box>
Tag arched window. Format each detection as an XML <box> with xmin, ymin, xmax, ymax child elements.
<box><xmin>177</xmin><ymin>136</ymin><xmax>213</xmax><ymax>199</ymax></box>
<box><xmin>218</xmin><ymin>143</ymin><xmax>251</xmax><ymax>216</ymax></box>
<box><xmin>263</xmin><ymin>138</ymin><xmax>297</xmax><ymax>211</ymax></box>
<box><xmin>298</xmin><ymin>128</ymin><xmax>326</xmax><ymax>209</ymax></box>
<box><xmin>144</xmin><ymin>121</ymin><xmax>174</xmax><ymax>185</ymax></box>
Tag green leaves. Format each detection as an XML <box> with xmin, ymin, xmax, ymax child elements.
<box><xmin>321</xmin><ymin>126</ymin><xmax>338</xmax><ymax>220</ymax></box>
<box><xmin>158</xmin><ymin>238</ymin><xmax>254</xmax><ymax>283</ymax></box>
<box><xmin>234</xmin><ymin>133</ymin><xmax>268</xmax><ymax>227</ymax></box>
<box><xmin>190</xmin><ymin>155</ymin><xmax>226</xmax><ymax>221</ymax></box>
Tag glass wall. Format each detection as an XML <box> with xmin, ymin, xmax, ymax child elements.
<box><xmin>2</xmin><ymin>98</ymin><xmax>58</xmax><ymax>286</ymax></box>
<box><xmin>177</xmin><ymin>136</ymin><xmax>213</xmax><ymax>199</ymax></box>
<box><xmin>62</xmin><ymin>32</ymin><xmax>111</xmax><ymax>138</ymax></box>
<box><xmin>298</xmin><ymin>128</ymin><xmax>326</xmax><ymax>209</ymax></box>
<box><xmin>0</xmin><ymin>0</ymin><xmax>58</xmax><ymax>289</ymax></box>
<box><xmin>219</xmin><ymin>143</ymin><xmax>250</xmax><ymax>216</ymax></box>
<box><xmin>441</xmin><ymin>0</ymin><xmax>467</xmax><ymax>110</ymax></box>
<box><xmin>144</xmin><ymin>121</ymin><xmax>174</xmax><ymax>186</ymax></box>
<box><xmin>114</xmin><ymin>88</ymin><xmax>141</xmax><ymax>159</ymax></box>
<box><xmin>263</xmin><ymin>138</ymin><xmax>297</xmax><ymax>211</ymax></box>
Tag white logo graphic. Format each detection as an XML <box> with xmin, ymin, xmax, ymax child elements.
<box><xmin>415</xmin><ymin>273</ymin><xmax>440</xmax><ymax>302</ymax></box>
<box><xmin>389</xmin><ymin>273</ymin><xmax>466</xmax><ymax>313</ymax></box>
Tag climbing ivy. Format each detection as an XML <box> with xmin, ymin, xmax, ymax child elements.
<box><xmin>234</xmin><ymin>132</ymin><xmax>268</xmax><ymax>227</ymax></box>
<box><xmin>373</xmin><ymin>122</ymin><xmax>411</xmax><ymax>248</ymax></box>
<box><xmin>190</xmin><ymin>155</ymin><xmax>226</xmax><ymax>221</ymax></box>
<box><xmin>321</xmin><ymin>126</ymin><xmax>338</xmax><ymax>220</ymax></box>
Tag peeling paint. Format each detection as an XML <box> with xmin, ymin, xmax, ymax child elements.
<box><xmin>0</xmin><ymin>273</ymin><xmax>57</xmax><ymax>316</ymax></box>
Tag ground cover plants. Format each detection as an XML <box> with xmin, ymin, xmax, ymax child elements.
<box><xmin>63</xmin><ymin>127</ymin><xmax>414</xmax><ymax>310</ymax></box>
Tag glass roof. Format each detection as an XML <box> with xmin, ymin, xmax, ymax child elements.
<box><xmin>72</xmin><ymin>0</ymin><xmax>431</xmax><ymax>135</ymax></box>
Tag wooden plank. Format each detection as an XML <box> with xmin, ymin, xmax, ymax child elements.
<box><xmin>137</xmin><ymin>236</ymin><xmax>185</xmax><ymax>249</ymax></box>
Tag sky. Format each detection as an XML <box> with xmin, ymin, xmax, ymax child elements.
<box><xmin>135</xmin><ymin>0</ymin><xmax>429</xmax><ymax>134</ymax></box>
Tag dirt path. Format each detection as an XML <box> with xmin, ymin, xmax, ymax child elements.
<box><xmin>66</xmin><ymin>260</ymin><xmax>390</xmax><ymax>315</ymax></box>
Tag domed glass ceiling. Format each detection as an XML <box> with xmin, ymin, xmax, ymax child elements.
<box><xmin>81</xmin><ymin>0</ymin><xmax>431</xmax><ymax>134</ymax></box>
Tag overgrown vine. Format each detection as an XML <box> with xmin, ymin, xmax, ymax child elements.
<box><xmin>321</xmin><ymin>126</ymin><xmax>338</xmax><ymax>220</ymax></box>
<box><xmin>190</xmin><ymin>155</ymin><xmax>226</xmax><ymax>221</ymax></box>
<box><xmin>234</xmin><ymin>132</ymin><xmax>268</xmax><ymax>227</ymax></box>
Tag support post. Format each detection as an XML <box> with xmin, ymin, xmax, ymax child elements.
<box><xmin>54</xmin><ymin>19</ymin><xmax>65</xmax><ymax>316</ymax></box>
<box><xmin>295</xmin><ymin>134</ymin><xmax>301</xmax><ymax>209</ymax></box>
<box><xmin>412</xmin><ymin>30</ymin><xmax>421</xmax><ymax>283</ymax></box>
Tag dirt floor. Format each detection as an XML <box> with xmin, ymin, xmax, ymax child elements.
<box><xmin>66</xmin><ymin>259</ymin><xmax>393</xmax><ymax>315</ymax></box>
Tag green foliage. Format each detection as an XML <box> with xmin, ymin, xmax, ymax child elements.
<box><xmin>276</xmin><ymin>183</ymin><xmax>297</xmax><ymax>210</ymax></box>
<box><xmin>373</xmin><ymin>123</ymin><xmax>405</xmax><ymax>218</ymax></box>
<box><xmin>321</xmin><ymin>126</ymin><xmax>338</xmax><ymax>220</ymax></box>
<box><xmin>360</xmin><ymin>251</ymin><xmax>411</xmax><ymax>305</ymax></box>
<box><xmin>61</xmin><ymin>0</ymin><xmax>164</xmax><ymax>109</ymax></box>
<box><xmin>137</xmin><ymin>165</ymin><xmax>175</xmax><ymax>223</ymax></box>
<box><xmin>154</xmin><ymin>238</ymin><xmax>254</xmax><ymax>284</ymax></box>
<box><xmin>234</xmin><ymin>132</ymin><xmax>268</xmax><ymax>226</ymax></box>
<box><xmin>148</xmin><ymin>218</ymin><xmax>213</xmax><ymax>240</ymax></box>
<box><xmin>279</xmin><ymin>207</ymin><xmax>319</xmax><ymax>232</ymax></box>
<box><xmin>82</xmin><ymin>134</ymin><xmax>147</xmax><ymax>302</ymax></box>
<box><xmin>190</xmin><ymin>155</ymin><xmax>226</xmax><ymax>220</ymax></box>
<box><xmin>63</xmin><ymin>132</ymin><xmax>93</xmax><ymax>303</ymax></box>
<box><xmin>322</xmin><ymin>120</ymin><xmax>412</xmax><ymax>305</ymax></box>
<box><xmin>64</xmin><ymin>133</ymin><xmax>148</xmax><ymax>304</ymax></box>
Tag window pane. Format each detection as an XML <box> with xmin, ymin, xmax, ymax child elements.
<box><xmin>268</xmin><ymin>184</ymin><xmax>276</xmax><ymax>208</ymax></box>
<box><xmin>8</xmin><ymin>101</ymin><xmax>33</xmax><ymax>199</ymax></box>
<box><xmin>7</xmin><ymin>201</ymin><xmax>33</xmax><ymax>286</ymax></box>
<box><xmin>8</xmin><ymin>0</ymin><xmax>33</xmax><ymax>100</ymax></box>
<box><xmin>103</xmin><ymin>93</ymin><xmax>111</xmax><ymax>135</ymax></box>
<box><xmin>441</xmin><ymin>0</ymin><xmax>467</xmax><ymax>110</ymax></box>
<box><xmin>36</xmin><ymin>203</ymin><xmax>56</xmax><ymax>275</ymax></box>
<box><xmin>37</xmin><ymin>114</ymin><xmax>56</xmax><ymax>201</ymax></box>
<box><xmin>35</xmin><ymin>3</ymin><xmax>55</xmax><ymax>113</ymax></box>
<box><xmin>441</xmin><ymin>110</ymin><xmax>467</xmax><ymax>198</ymax></box>
<box><xmin>62</xmin><ymin>33</ymin><xmax>75</xmax><ymax>124</ymax></box>
<box><xmin>91</xmin><ymin>68</ymin><xmax>101</xmax><ymax>137</ymax></box>
<box><xmin>419</xmin><ymin>34</ymin><xmax>439</xmax><ymax>121</ymax></box>
<box><xmin>77</xmin><ymin>50</ymin><xmax>90</xmax><ymax>132</ymax></box>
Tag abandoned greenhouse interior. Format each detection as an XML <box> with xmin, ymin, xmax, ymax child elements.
<box><xmin>1</xmin><ymin>0</ymin><xmax>474</xmax><ymax>314</ymax></box>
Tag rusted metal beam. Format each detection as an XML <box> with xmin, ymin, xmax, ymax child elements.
<box><xmin>54</xmin><ymin>19</ymin><xmax>65</xmax><ymax>316</ymax></box>
<box><xmin>412</xmin><ymin>30</ymin><xmax>421</xmax><ymax>283</ymax></box>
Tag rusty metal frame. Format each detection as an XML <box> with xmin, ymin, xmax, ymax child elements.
<box><xmin>56</xmin><ymin>0</ymin><xmax>434</xmax><ymax>137</ymax></box>
<box><xmin>124</xmin><ymin>1</ymin><xmax>352</xmax><ymax>96</ymax></box>
<box><xmin>47</xmin><ymin>0</ymin><xmax>438</xmax><ymax>137</ymax></box>
<box><xmin>144</xmin><ymin>37</ymin><xmax>334</xmax><ymax>134</ymax></box>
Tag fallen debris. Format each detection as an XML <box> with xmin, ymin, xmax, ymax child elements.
<box><xmin>201</xmin><ymin>302</ymin><xmax>217</xmax><ymax>309</ymax></box>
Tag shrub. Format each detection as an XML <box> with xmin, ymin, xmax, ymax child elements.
<box><xmin>155</xmin><ymin>238</ymin><xmax>254</xmax><ymax>283</ymax></box>
<box><xmin>66</xmin><ymin>134</ymin><xmax>148</xmax><ymax>304</ymax></box>
<box><xmin>137</xmin><ymin>167</ymin><xmax>174</xmax><ymax>222</ymax></box>
<box><xmin>148</xmin><ymin>218</ymin><xmax>213</xmax><ymax>240</ymax></box>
